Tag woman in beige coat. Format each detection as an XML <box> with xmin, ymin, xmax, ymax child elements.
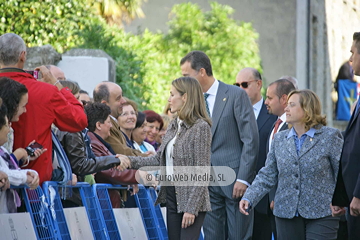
<box><xmin>120</xmin><ymin>76</ymin><xmax>212</xmax><ymax>240</ymax></box>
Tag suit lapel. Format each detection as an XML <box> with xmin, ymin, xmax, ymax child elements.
<box><xmin>298</xmin><ymin>129</ymin><xmax>322</xmax><ymax>159</ymax></box>
<box><xmin>211</xmin><ymin>81</ymin><xmax>228</xmax><ymax>135</ymax></box>
<box><xmin>257</xmin><ymin>102</ymin><xmax>270</xmax><ymax>131</ymax></box>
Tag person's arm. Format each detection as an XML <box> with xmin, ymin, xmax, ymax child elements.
<box><xmin>51</xmin><ymin>88</ymin><xmax>88</xmax><ymax>133</ymax></box>
<box><xmin>95</xmin><ymin>169</ymin><xmax>138</xmax><ymax>185</ymax></box>
<box><xmin>183</xmin><ymin>122</ymin><xmax>212</xmax><ymax>216</ymax></box>
<box><xmin>61</xmin><ymin>132</ymin><xmax>120</xmax><ymax>176</ymax></box>
<box><xmin>127</xmin><ymin>147</ymin><xmax>162</xmax><ymax>170</ymax></box>
<box><xmin>232</xmin><ymin>89</ymin><xmax>259</xmax><ymax>197</ymax></box>
<box><xmin>242</xmin><ymin>135</ymin><xmax>279</xmax><ymax>208</ymax></box>
<box><xmin>235</xmin><ymin>90</ymin><xmax>259</xmax><ymax>183</ymax></box>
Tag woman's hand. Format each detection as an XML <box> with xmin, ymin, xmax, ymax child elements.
<box><xmin>129</xmin><ymin>184</ymin><xmax>139</xmax><ymax>196</ymax></box>
<box><xmin>27</xmin><ymin>140</ymin><xmax>47</xmax><ymax>161</ymax></box>
<box><xmin>181</xmin><ymin>212</ymin><xmax>195</xmax><ymax>228</ymax></box>
<box><xmin>26</xmin><ymin>171</ymin><xmax>39</xmax><ymax>189</ymax></box>
<box><xmin>239</xmin><ymin>199</ymin><xmax>251</xmax><ymax>215</ymax></box>
<box><xmin>0</xmin><ymin>171</ymin><xmax>10</xmax><ymax>191</ymax></box>
<box><xmin>116</xmin><ymin>154</ymin><xmax>131</xmax><ymax>171</ymax></box>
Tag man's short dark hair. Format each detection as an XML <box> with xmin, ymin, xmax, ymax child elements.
<box><xmin>93</xmin><ymin>84</ymin><xmax>110</xmax><ymax>103</ymax></box>
<box><xmin>353</xmin><ymin>32</ymin><xmax>360</xmax><ymax>54</ymax></box>
<box><xmin>180</xmin><ymin>51</ymin><xmax>213</xmax><ymax>76</ymax></box>
<box><xmin>85</xmin><ymin>102</ymin><xmax>111</xmax><ymax>132</ymax></box>
<box><xmin>269</xmin><ymin>79</ymin><xmax>296</xmax><ymax>98</ymax></box>
<box><xmin>79</xmin><ymin>89</ymin><xmax>89</xmax><ymax>95</ymax></box>
<box><xmin>0</xmin><ymin>77</ymin><xmax>28</xmax><ymax>121</ymax></box>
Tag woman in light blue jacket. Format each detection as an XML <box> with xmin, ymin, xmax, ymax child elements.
<box><xmin>240</xmin><ymin>89</ymin><xmax>343</xmax><ymax>240</ymax></box>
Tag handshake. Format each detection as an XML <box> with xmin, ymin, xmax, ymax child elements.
<box><xmin>115</xmin><ymin>154</ymin><xmax>132</xmax><ymax>171</ymax></box>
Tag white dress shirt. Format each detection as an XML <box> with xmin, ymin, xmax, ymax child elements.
<box><xmin>253</xmin><ymin>98</ymin><xmax>263</xmax><ymax>120</ymax></box>
<box><xmin>165</xmin><ymin>119</ymin><xmax>182</xmax><ymax>177</ymax></box>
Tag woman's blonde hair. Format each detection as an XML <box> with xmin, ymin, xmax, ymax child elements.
<box><xmin>287</xmin><ymin>89</ymin><xmax>326</xmax><ymax>131</ymax></box>
<box><xmin>172</xmin><ymin>77</ymin><xmax>211</xmax><ymax>126</ymax></box>
<box><xmin>160</xmin><ymin>114</ymin><xmax>171</xmax><ymax>130</ymax></box>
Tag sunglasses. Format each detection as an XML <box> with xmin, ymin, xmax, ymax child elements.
<box><xmin>233</xmin><ymin>80</ymin><xmax>257</xmax><ymax>88</ymax></box>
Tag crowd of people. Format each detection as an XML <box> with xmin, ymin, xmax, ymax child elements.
<box><xmin>0</xmin><ymin>31</ymin><xmax>360</xmax><ymax>240</ymax></box>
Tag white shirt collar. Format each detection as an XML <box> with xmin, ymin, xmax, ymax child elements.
<box><xmin>279</xmin><ymin>112</ymin><xmax>287</xmax><ymax>123</ymax></box>
<box><xmin>253</xmin><ymin>98</ymin><xmax>263</xmax><ymax>120</ymax></box>
<box><xmin>206</xmin><ymin>79</ymin><xmax>219</xmax><ymax>96</ymax></box>
<box><xmin>253</xmin><ymin>98</ymin><xmax>263</xmax><ymax>111</ymax></box>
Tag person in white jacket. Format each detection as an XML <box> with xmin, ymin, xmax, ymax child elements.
<box><xmin>0</xmin><ymin>98</ymin><xmax>39</xmax><ymax>213</ymax></box>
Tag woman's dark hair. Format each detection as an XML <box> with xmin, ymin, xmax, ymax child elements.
<box><xmin>135</xmin><ymin>111</ymin><xmax>146</xmax><ymax>129</ymax></box>
<box><xmin>0</xmin><ymin>98</ymin><xmax>8</xmax><ymax>129</ymax></box>
<box><xmin>85</xmin><ymin>102</ymin><xmax>111</xmax><ymax>132</ymax></box>
<box><xmin>0</xmin><ymin>77</ymin><xmax>28</xmax><ymax>121</ymax></box>
<box><xmin>335</xmin><ymin>61</ymin><xmax>354</xmax><ymax>91</ymax></box>
<box><xmin>143</xmin><ymin>110</ymin><xmax>163</xmax><ymax>130</ymax></box>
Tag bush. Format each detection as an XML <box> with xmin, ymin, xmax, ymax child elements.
<box><xmin>1</xmin><ymin>1</ymin><xmax>262</xmax><ymax>113</ymax></box>
<box><xmin>0</xmin><ymin>0</ymin><xmax>96</xmax><ymax>53</ymax></box>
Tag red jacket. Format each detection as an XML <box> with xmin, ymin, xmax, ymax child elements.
<box><xmin>0</xmin><ymin>71</ymin><xmax>87</xmax><ymax>184</ymax></box>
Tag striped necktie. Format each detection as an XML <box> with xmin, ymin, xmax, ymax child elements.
<box><xmin>204</xmin><ymin>93</ymin><xmax>211</xmax><ymax>117</ymax></box>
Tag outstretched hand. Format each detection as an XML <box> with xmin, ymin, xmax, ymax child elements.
<box><xmin>115</xmin><ymin>154</ymin><xmax>131</xmax><ymax>171</ymax></box>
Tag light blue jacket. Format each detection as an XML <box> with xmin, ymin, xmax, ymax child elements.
<box><xmin>243</xmin><ymin>126</ymin><xmax>343</xmax><ymax>219</ymax></box>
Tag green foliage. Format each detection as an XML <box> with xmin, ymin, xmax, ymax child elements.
<box><xmin>1</xmin><ymin>1</ymin><xmax>261</xmax><ymax>113</ymax></box>
<box><xmin>0</xmin><ymin>0</ymin><xmax>96</xmax><ymax>53</ymax></box>
<box><xmin>131</xmin><ymin>2</ymin><xmax>262</xmax><ymax>111</ymax></box>
<box><xmin>79</xmin><ymin>2</ymin><xmax>262</xmax><ymax>112</ymax></box>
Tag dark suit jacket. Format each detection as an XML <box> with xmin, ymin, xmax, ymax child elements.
<box><xmin>266</xmin><ymin>120</ymin><xmax>288</xmax><ymax>203</ymax></box>
<box><xmin>332</xmin><ymin>109</ymin><xmax>360</xmax><ymax>206</ymax></box>
<box><xmin>254</xmin><ymin>102</ymin><xmax>277</xmax><ymax>214</ymax></box>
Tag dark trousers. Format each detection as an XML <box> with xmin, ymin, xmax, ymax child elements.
<box><xmin>253</xmin><ymin>208</ymin><xmax>273</xmax><ymax>240</ymax></box>
<box><xmin>203</xmin><ymin>185</ymin><xmax>254</xmax><ymax>240</ymax></box>
<box><xmin>347</xmin><ymin>210</ymin><xmax>360</xmax><ymax>240</ymax></box>
<box><xmin>166</xmin><ymin>186</ymin><xmax>206</xmax><ymax>240</ymax></box>
<box><xmin>275</xmin><ymin>215</ymin><xmax>339</xmax><ymax>240</ymax></box>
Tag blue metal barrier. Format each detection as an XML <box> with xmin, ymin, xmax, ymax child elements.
<box><xmin>12</xmin><ymin>185</ymin><xmax>58</xmax><ymax>239</ymax></box>
<box><xmin>148</xmin><ymin>187</ymin><xmax>168</xmax><ymax>240</ymax></box>
<box><xmin>42</xmin><ymin>181</ymin><xmax>108</xmax><ymax>240</ymax></box>
<box><xmin>93</xmin><ymin>184</ymin><xmax>166</xmax><ymax>240</ymax></box>
<box><xmin>92</xmin><ymin>184</ymin><xmax>122</xmax><ymax>240</ymax></box>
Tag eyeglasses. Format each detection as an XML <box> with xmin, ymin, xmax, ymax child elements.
<box><xmin>233</xmin><ymin>80</ymin><xmax>258</xmax><ymax>88</ymax></box>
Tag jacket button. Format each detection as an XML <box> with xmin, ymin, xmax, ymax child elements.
<box><xmin>295</xmin><ymin>186</ymin><xmax>299</xmax><ymax>190</ymax></box>
<box><xmin>295</xmin><ymin>174</ymin><xmax>298</xmax><ymax>178</ymax></box>
<box><xmin>294</xmin><ymin>162</ymin><xmax>298</xmax><ymax>165</ymax></box>
<box><xmin>175</xmin><ymin>192</ymin><xmax>178</xmax><ymax>194</ymax></box>
<box><xmin>177</xmin><ymin>203</ymin><xmax>179</xmax><ymax>205</ymax></box>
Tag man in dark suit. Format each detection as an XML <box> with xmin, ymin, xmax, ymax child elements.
<box><xmin>180</xmin><ymin>51</ymin><xmax>259</xmax><ymax>239</ymax></box>
<box><xmin>235</xmin><ymin>68</ymin><xmax>277</xmax><ymax>240</ymax></box>
<box><xmin>332</xmin><ymin>32</ymin><xmax>360</xmax><ymax>240</ymax></box>
<box><xmin>265</xmin><ymin>78</ymin><xmax>296</xmax><ymax>239</ymax></box>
